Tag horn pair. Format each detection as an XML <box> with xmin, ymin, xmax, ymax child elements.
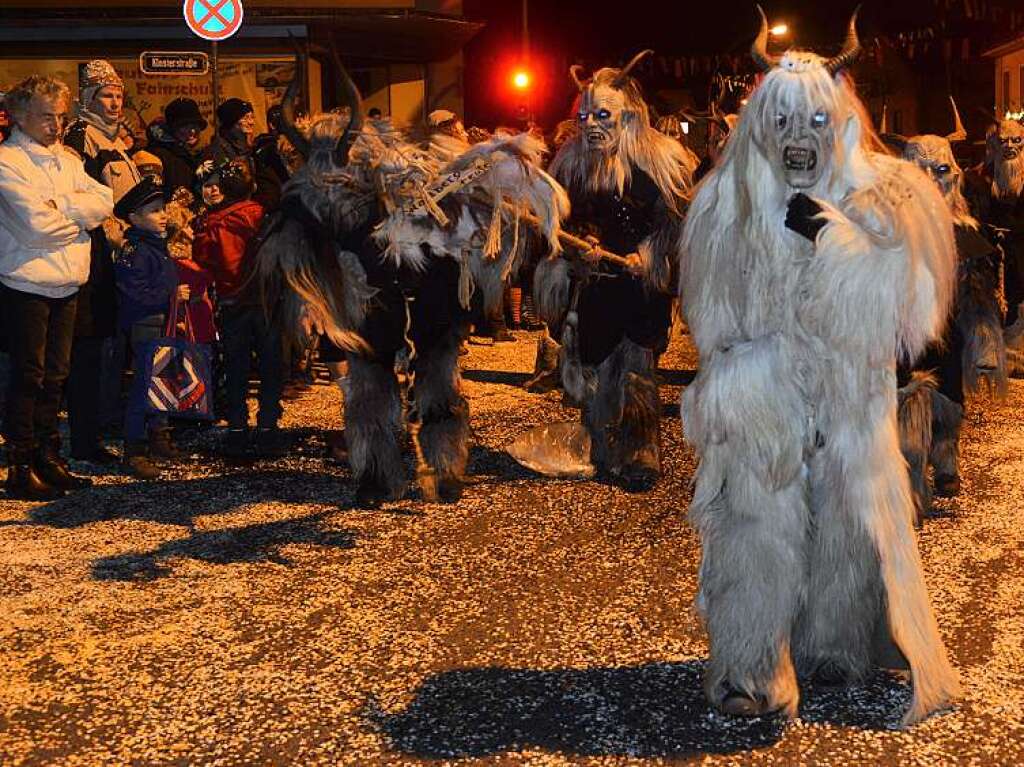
<box><xmin>569</xmin><ymin>49</ymin><xmax>654</xmax><ymax>93</ymax></box>
<box><xmin>279</xmin><ymin>37</ymin><xmax>364</xmax><ymax>166</ymax></box>
<box><xmin>751</xmin><ymin>4</ymin><xmax>861</xmax><ymax>76</ymax></box>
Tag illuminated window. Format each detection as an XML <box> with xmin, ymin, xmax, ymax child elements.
<box><xmin>1005</xmin><ymin>70</ymin><xmax>1011</xmax><ymax>114</ymax></box>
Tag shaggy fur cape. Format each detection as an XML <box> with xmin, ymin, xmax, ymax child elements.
<box><xmin>680</xmin><ymin>61</ymin><xmax>960</xmax><ymax>725</ymax></box>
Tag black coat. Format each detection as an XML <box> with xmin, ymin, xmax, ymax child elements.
<box><xmin>148</xmin><ymin>125</ymin><xmax>205</xmax><ymax>199</ymax></box>
<box><xmin>64</xmin><ymin>120</ymin><xmax>120</xmax><ymax>338</ymax></box>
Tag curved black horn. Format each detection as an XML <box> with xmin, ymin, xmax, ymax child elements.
<box><xmin>570</xmin><ymin>64</ymin><xmax>588</xmax><ymax>93</ymax></box>
<box><xmin>280</xmin><ymin>53</ymin><xmax>310</xmax><ymax>159</ymax></box>
<box><xmin>614</xmin><ymin>49</ymin><xmax>653</xmax><ymax>88</ymax></box>
<box><xmin>329</xmin><ymin>39</ymin><xmax>364</xmax><ymax>167</ymax></box>
<box><xmin>750</xmin><ymin>5</ymin><xmax>777</xmax><ymax>74</ymax></box>
<box><xmin>824</xmin><ymin>6</ymin><xmax>862</xmax><ymax>77</ymax></box>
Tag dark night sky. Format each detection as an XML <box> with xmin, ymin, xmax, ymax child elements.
<box><xmin>460</xmin><ymin>0</ymin><xmax>1004</xmax><ymax>128</ymax></box>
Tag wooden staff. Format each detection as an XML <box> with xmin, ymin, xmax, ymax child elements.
<box><xmin>471</xmin><ymin>197</ymin><xmax>632</xmax><ymax>268</ymax></box>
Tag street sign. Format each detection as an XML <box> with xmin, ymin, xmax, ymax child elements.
<box><xmin>139</xmin><ymin>51</ymin><xmax>210</xmax><ymax>76</ymax></box>
<box><xmin>183</xmin><ymin>0</ymin><xmax>244</xmax><ymax>42</ymax></box>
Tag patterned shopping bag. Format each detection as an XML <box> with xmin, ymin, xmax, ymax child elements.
<box><xmin>138</xmin><ymin>297</ymin><xmax>214</xmax><ymax>420</ymax></box>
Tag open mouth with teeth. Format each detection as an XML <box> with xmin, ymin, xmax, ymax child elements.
<box><xmin>1004</xmin><ymin>148</ymin><xmax>1021</xmax><ymax>160</ymax></box>
<box><xmin>586</xmin><ymin>130</ymin><xmax>608</xmax><ymax>144</ymax></box>
<box><xmin>784</xmin><ymin>146</ymin><xmax>818</xmax><ymax>171</ymax></box>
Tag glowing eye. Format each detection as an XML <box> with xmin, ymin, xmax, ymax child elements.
<box><xmin>811</xmin><ymin>111</ymin><xmax>829</xmax><ymax>129</ymax></box>
<box><xmin>1012</xmin><ymin>137</ymin><xmax>1023</xmax><ymax>145</ymax></box>
<box><xmin>578</xmin><ymin>112</ymin><xmax>588</xmax><ymax>123</ymax></box>
<box><xmin>935</xmin><ymin>164</ymin><xmax>951</xmax><ymax>175</ymax></box>
<box><xmin>775</xmin><ymin>113</ymin><xmax>787</xmax><ymax>130</ymax></box>
<box><xmin>596</xmin><ymin>109</ymin><xmax>612</xmax><ymax>120</ymax></box>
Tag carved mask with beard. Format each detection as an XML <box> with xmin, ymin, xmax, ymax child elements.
<box><xmin>988</xmin><ymin>119</ymin><xmax>1024</xmax><ymax>199</ymax></box>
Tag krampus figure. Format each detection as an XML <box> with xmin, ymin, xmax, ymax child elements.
<box><xmin>886</xmin><ymin>100</ymin><xmax>1006</xmax><ymax>516</ymax></box>
<box><xmin>257</xmin><ymin>55</ymin><xmax>567</xmax><ymax>506</ymax></box>
<box><xmin>967</xmin><ymin>117</ymin><xmax>1024</xmax><ymax>329</ymax></box>
<box><xmin>679</xmin><ymin>9</ymin><xmax>960</xmax><ymax>724</ymax></box>
<box><xmin>534</xmin><ymin>50</ymin><xmax>696</xmax><ymax>490</ymax></box>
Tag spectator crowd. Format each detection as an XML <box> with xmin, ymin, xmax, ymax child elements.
<box><xmin>0</xmin><ymin>61</ymin><xmax>540</xmax><ymax>501</ymax></box>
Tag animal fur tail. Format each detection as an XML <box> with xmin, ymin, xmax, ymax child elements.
<box><xmin>898</xmin><ymin>372</ymin><xmax>936</xmax><ymax>524</ymax></box>
<box><xmin>253</xmin><ymin>215</ymin><xmax>373</xmax><ymax>354</ymax></box>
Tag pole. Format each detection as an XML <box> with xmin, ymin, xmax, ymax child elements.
<box><xmin>522</xmin><ymin>0</ymin><xmax>532</xmax><ymax>123</ymax></box>
<box><xmin>211</xmin><ymin>41</ymin><xmax>220</xmax><ymax>133</ymax></box>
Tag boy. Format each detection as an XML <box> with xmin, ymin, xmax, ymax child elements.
<box><xmin>113</xmin><ymin>177</ymin><xmax>189</xmax><ymax>479</ymax></box>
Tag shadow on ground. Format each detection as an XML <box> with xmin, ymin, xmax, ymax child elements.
<box><xmin>23</xmin><ymin>469</ymin><xmax>351</xmax><ymax>529</ymax></box>
<box><xmin>370</xmin><ymin>662</ymin><xmax>914</xmax><ymax>759</ymax></box>
<box><xmin>369</xmin><ymin>661</ymin><xmax>785</xmax><ymax>759</ymax></box>
<box><xmin>91</xmin><ymin>512</ymin><xmax>356</xmax><ymax>582</ymax></box>
<box><xmin>462</xmin><ymin>369</ymin><xmax>532</xmax><ymax>387</ymax></box>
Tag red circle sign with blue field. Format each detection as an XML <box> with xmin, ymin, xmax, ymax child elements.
<box><xmin>183</xmin><ymin>0</ymin><xmax>244</xmax><ymax>41</ymax></box>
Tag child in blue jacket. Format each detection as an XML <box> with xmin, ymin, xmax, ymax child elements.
<box><xmin>113</xmin><ymin>177</ymin><xmax>189</xmax><ymax>479</ymax></box>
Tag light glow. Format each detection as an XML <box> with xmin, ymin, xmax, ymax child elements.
<box><xmin>770</xmin><ymin>23</ymin><xmax>788</xmax><ymax>37</ymax></box>
<box><xmin>513</xmin><ymin>70</ymin><xmax>531</xmax><ymax>90</ymax></box>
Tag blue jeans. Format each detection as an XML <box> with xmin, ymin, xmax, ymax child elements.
<box><xmin>124</xmin><ymin>315</ymin><xmax>168</xmax><ymax>443</ymax></box>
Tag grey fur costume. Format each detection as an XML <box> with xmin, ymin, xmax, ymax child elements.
<box><xmin>680</xmin><ymin>15</ymin><xmax>960</xmax><ymax>726</ymax></box>
<box><xmin>256</xmin><ymin>64</ymin><xmax>568</xmax><ymax>505</ymax></box>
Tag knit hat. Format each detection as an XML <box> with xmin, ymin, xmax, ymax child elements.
<box><xmin>114</xmin><ymin>176</ymin><xmax>165</xmax><ymax>221</ymax></box>
<box><xmin>132</xmin><ymin>150</ymin><xmax>163</xmax><ymax>176</ymax></box>
<box><xmin>164</xmin><ymin>97</ymin><xmax>208</xmax><ymax>132</ymax></box>
<box><xmin>217</xmin><ymin>98</ymin><xmax>253</xmax><ymax>132</ymax></box>
<box><xmin>80</xmin><ymin>59</ymin><xmax>123</xmax><ymax>107</ymax></box>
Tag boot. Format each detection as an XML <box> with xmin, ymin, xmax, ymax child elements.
<box><xmin>123</xmin><ymin>442</ymin><xmax>162</xmax><ymax>480</ymax></box>
<box><xmin>34</xmin><ymin>443</ymin><xmax>92</xmax><ymax>491</ymax></box>
<box><xmin>5</xmin><ymin>448</ymin><xmax>64</xmax><ymax>501</ymax></box>
<box><xmin>929</xmin><ymin>394</ymin><xmax>963</xmax><ymax>499</ymax></box>
<box><xmin>523</xmin><ymin>336</ymin><xmax>561</xmax><ymax>393</ymax></box>
<box><xmin>148</xmin><ymin>427</ymin><xmax>185</xmax><ymax>461</ymax></box>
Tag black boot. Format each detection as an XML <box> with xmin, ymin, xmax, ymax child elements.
<box><xmin>123</xmin><ymin>442</ymin><xmax>162</xmax><ymax>480</ymax></box>
<box><xmin>5</xmin><ymin>448</ymin><xmax>64</xmax><ymax>501</ymax></box>
<box><xmin>149</xmin><ymin>426</ymin><xmax>185</xmax><ymax>461</ymax></box>
<box><xmin>34</xmin><ymin>443</ymin><xmax>92</xmax><ymax>491</ymax></box>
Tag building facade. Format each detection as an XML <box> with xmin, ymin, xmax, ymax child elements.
<box><xmin>0</xmin><ymin>1</ymin><xmax>481</xmax><ymax>139</ymax></box>
<box><xmin>985</xmin><ymin>35</ymin><xmax>1024</xmax><ymax>119</ymax></box>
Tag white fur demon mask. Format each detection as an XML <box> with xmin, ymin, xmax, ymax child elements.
<box><xmin>748</xmin><ymin>6</ymin><xmax>862</xmax><ymax>190</ymax></box>
<box><xmin>894</xmin><ymin>97</ymin><xmax>968</xmax><ymax>200</ymax></box>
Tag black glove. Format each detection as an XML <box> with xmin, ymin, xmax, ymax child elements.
<box><xmin>785</xmin><ymin>193</ymin><xmax>827</xmax><ymax>242</ymax></box>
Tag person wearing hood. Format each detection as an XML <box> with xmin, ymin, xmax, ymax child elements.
<box><xmin>148</xmin><ymin>97</ymin><xmax>208</xmax><ymax>199</ymax></box>
<box><xmin>63</xmin><ymin>59</ymin><xmax>142</xmax><ymax>464</ymax></box>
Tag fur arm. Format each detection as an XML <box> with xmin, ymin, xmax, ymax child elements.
<box><xmin>801</xmin><ymin>157</ymin><xmax>956</xmax><ymax>364</ymax></box>
<box><xmin>637</xmin><ymin>196</ymin><xmax>684</xmax><ymax>294</ymax></box>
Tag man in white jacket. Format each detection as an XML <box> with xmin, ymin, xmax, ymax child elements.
<box><xmin>0</xmin><ymin>75</ymin><xmax>113</xmax><ymax>500</ymax></box>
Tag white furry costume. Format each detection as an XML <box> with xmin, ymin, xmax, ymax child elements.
<box><xmin>679</xmin><ymin>11</ymin><xmax>960</xmax><ymax>725</ymax></box>
<box><xmin>887</xmin><ymin>103</ymin><xmax>1007</xmax><ymax>515</ymax></box>
<box><xmin>536</xmin><ymin>51</ymin><xmax>695</xmax><ymax>488</ymax></box>
<box><xmin>256</xmin><ymin>55</ymin><xmax>567</xmax><ymax>506</ymax></box>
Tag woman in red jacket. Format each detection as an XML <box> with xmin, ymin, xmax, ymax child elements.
<box><xmin>192</xmin><ymin>159</ymin><xmax>284</xmax><ymax>458</ymax></box>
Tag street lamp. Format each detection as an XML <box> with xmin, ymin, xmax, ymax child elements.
<box><xmin>770</xmin><ymin>22</ymin><xmax>789</xmax><ymax>37</ymax></box>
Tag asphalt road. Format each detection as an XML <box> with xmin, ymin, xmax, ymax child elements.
<box><xmin>1</xmin><ymin>331</ymin><xmax>1022</xmax><ymax>766</ymax></box>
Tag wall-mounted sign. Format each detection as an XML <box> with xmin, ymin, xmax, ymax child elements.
<box><xmin>184</xmin><ymin>0</ymin><xmax>244</xmax><ymax>42</ymax></box>
<box><xmin>139</xmin><ymin>51</ymin><xmax>210</xmax><ymax>76</ymax></box>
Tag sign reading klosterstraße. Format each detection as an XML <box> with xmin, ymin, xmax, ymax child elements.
<box><xmin>139</xmin><ymin>51</ymin><xmax>210</xmax><ymax>76</ymax></box>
